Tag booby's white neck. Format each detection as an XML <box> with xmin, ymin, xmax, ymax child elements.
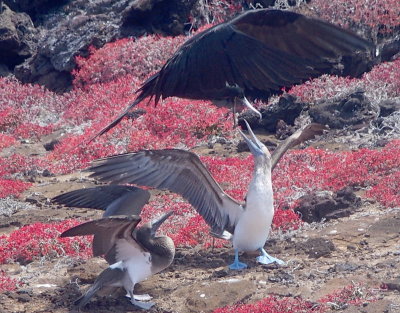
<box><xmin>245</xmin><ymin>159</ymin><xmax>273</xmax><ymax>212</ymax></box>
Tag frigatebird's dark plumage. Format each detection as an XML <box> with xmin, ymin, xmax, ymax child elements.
<box><xmin>94</xmin><ymin>9</ymin><xmax>374</xmax><ymax>139</ymax></box>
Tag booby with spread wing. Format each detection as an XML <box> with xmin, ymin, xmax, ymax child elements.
<box><xmin>87</xmin><ymin>120</ymin><xmax>322</xmax><ymax>269</ymax></box>
<box><xmin>61</xmin><ymin>211</ymin><xmax>174</xmax><ymax>309</ymax></box>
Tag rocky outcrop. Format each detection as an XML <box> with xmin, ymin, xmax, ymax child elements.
<box><xmin>378</xmin><ymin>34</ymin><xmax>400</xmax><ymax>63</ymax></box>
<box><xmin>378</xmin><ymin>98</ymin><xmax>400</xmax><ymax>117</ymax></box>
<box><xmin>295</xmin><ymin>187</ymin><xmax>361</xmax><ymax>223</ymax></box>
<box><xmin>3</xmin><ymin>0</ymin><xmax>66</xmax><ymax>20</ymax></box>
<box><xmin>0</xmin><ymin>4</ymin><xmax>37</xmax><ymax>70</ymax></box>
<box><xmin>3</xmin><ymin>0</ymin><xmax>198</xmax><ymax>92</ymax></box>
<box><xmin>309</xmin><ymin>90</ymin><xmax>379</xmax><ymax>129</ymax></box>
<box><xmin>239</xmin><ymin>94</ymin><xmax>308</xmax><ymax>133</ymax></box>
<box><xmin>122</xmin><ymin>0</ymin><xmax>197</xmax><ymax>36</ymax></box>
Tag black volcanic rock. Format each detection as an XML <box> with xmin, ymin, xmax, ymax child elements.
<box><xmin>378</xmin><ymin>98</ymin><xmax>400</xmax><ymax>117</ymax></box>
<box><xmin>0</xmin><ymin>4</ymin><xmax>37</xmax><ymax>70</ymax></box>
<box><xmin>121</xmin><ymin>0</ymin><xmax>197</xmax><ymax>37</ymax></box>
<box><xmin>3</xmin><ymin>0</ymin><xmax>66</xmax><ymax>20</ymax></box>
<box><xmin>309</xmin><ymin>90</ymin><xmax>378</xmax><ymax>129</ymax></box>
<box><xmin>295</xmin><ymin>187</ymin><xmax>361</xmax><ymax>223</ymax></box>
<box><xmin>238</xmin><ymin>94</ymin><xmax>308</xmax><ymax>133</ymax></box>
<box><xmin>10</xmin><ymin>0</ymin><xmax>197</xmax><ymax>92</ymax></box>
<box><xmin>378</xmin><ymin>34</ymin><xmax>400</xmax><ymax>63</ymax></box>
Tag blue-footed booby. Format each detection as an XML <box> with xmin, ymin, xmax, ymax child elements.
<box><xmin>87</xmin><ymin>120</ymin><xmax>297</xmax><ymax>270</ymax></box>
<box><xmin>91</xmin><ymin>8</ymin><xmax>374</xmax><ymax>140</ymax></box>
<box><xmin>61</xmin><ymin>211</ymin><xmax>174</xmax><ymax>309</ymax></box>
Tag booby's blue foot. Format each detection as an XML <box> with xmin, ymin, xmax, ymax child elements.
<box><xmin>229</xmin><ymin>260</ymin><xmax>248</xmax><ymax>270</ymax></box>
<box><xmin>257</xmin><ymin>248</ymin><xmax>285</xmax><ymax>265</ymax></box>
<box><xmin>128</xmin><ymin>291</ymin><xmax>155</xmax><ymax>310</ymax></box>
<box><xmin>229</xmin><ymin>249</ymin><xmax>248</xmax><ymax>270</ymax></box>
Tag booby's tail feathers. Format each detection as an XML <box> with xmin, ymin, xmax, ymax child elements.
<box><xmin>74</xmin><ymin>282</ymin><xmax>102</xmax><ymax>309</ymax></box>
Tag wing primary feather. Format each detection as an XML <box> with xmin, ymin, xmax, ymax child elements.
<box><xmin>87</xmin><ymin>150</ymin><xmax>244</xmax><ymax>234</ymax></box>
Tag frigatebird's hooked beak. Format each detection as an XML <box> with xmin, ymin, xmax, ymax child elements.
<box><xmin>227</xmin><ymin>83</ymin><xmax>262</xmax><ymax>122</ymax></box>
<box><xmin>150</xmin><ymin>211</ymin><xmax>174</xmax><ymax>237</ymax></box>
<box><xmin>238</xmin><ymin>119</ymin><xmax>267</xmax><ymax>156</ymax></box>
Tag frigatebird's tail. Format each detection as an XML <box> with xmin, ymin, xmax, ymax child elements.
<box><xmin>87</xmin><ymin>96</ymin><xmax>144</xmax><ymax>144</ymax></box>
<box><xmin>87</xmin><ymin>72</ymin><xmax>162</xmax><ymax>144</ymax></box>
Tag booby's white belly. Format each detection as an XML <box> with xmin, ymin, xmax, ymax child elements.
<box><xmin>125</xmin><ymin>255</ymin><xmax>152</xmax><ymax>284</ymax></box>
<box><xmin>232</xmin><ymin>208</ymin><xmax>273</xmax><ymax>252</ymax></box>
<box><xmin>115</xmin><ymin>239</ymin><xmax>153</xmax><ymax>284</ymax></box>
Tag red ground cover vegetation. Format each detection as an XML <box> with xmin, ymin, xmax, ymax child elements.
<box><xmin>289</xmin><ymin>59</ymin><xmax>400</xmax><ymax>104</ymax></box>
<box><xmin>0</xmin><ymin>153</ymin><xmax>50</xmax><ymax>198</ymax></box>
<box><xmin>0</xmin><ymin>134</ymin><xmax>16</xmax><ymax>150</ymax></box>
<box><xmin>311</xmin><ymin>0</ymin><xmax>400</xmax><ymax>36</ymax></box>
<box><xmin>0</xmin><ymin>219</ymin><xmax>92</xmax><ymax>265</ymax></box>
<box><xmin>273</xmin><ymin>140</ymin><xmax>400</xmax><ymax>208</ymax></box>
<box><xmin>0</xmin><ymin>77</ymin><xmax>62</xmax><ymax>140</ymax></box>
<box><xmin>0</xmin><ymin>271</ymin><xmax>21</xmax><ymax>292</ymax></box>
<box><xmin>0</xmin><ymin>178</ymin><xmax>32</xmax><ymax>199</ymax></box>
<box><xmin>213</xmin><ymin>295</ymin><xmax>323</xmax><ymax>313</ymax></box>
<box><xmin>213</xmin><ymin>283</ymin><xmax>379</xmax><ymax>313</ymax></box>
<box><xmin>72</xmin><ymin>36</ymin><xmax>187</xmax><ymax>87</ymax></box>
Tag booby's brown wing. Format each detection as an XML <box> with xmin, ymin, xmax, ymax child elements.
<box><xmin>60</xmin><ymin>215</ymin><xmax>141</xmax><ymax>257</ymax></box>
<box><xmin>87</xmin><ymin>149</ymin><xmax>243</xmax><ymax>235</ymax></box>
<box><xmin>52</xmin><ymin>185</ymin><xmax>150</xmax><ymax>217</ymax></box>
<box><xmin>271</xmin><ymin>123</ymin><xmax>327</xmax><ymax>170</ymax></box>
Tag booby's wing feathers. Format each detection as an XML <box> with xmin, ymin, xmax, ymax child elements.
<box><xmin>52</xmin><ymin>185</ymin><xmax>150</xmax><ymax>217</ymax></box>
<box><xmin>87</xmin><ymin>149</ymin><xmax>243</xmax><ymax>234</ymax></box>
<box><xmin>60</xmin><ymin>215</ymin><xmax>141</xmax><ymax>257</ymax></box>
<box><xmin>271</xmin><ymin>123</ymin><xmax>326</xmax><ymax>170</ymax></box>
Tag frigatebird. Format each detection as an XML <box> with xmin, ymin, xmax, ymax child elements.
<box><xmin>61</xmin><ymin>211</ymin><xmax>174</xmax><ymax>309</ymax></box>
<box><xmin>93</xmin><ymin>8</ymin><xmax>374</xmax><ymax>139</ymax></box>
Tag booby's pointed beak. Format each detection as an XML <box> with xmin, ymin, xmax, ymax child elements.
<box><xmin>150</xmin><ymin>211</ymin><xmax>174</xmax><ymax>236</ymax></box>
<box><xmin>240</xmin><ymin>96</ymin><xmax>262</xmax><ymax>120</ymax></box>
<box><xmin>238</xmin><ymin>119</ymin><xmax>268</xmax><ymax>157</ymax></box>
